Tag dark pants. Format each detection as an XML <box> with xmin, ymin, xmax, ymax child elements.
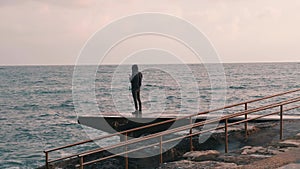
<box><xmin>132</xmin><ymin>89</ymin><xmax>142</xmax><ymax>111</ymax></box>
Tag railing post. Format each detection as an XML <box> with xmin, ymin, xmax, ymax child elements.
<box><xmin>125</xmin><ymin>132</ymin><xmax>129</xmax><ymax>169</ymax></box>
<box><xmin>80</xmin><ymin>156</ymin><xmax>84</xmax><ymax>169</ymax></box>
<box><xmin>45</xmin><ymin>151</ymin><xmax>49</xmax><ymax>169</ymax></box>
<box><xmin>280</xmin><ymin>105</ymin><xmax>283</xmax><ymax>140</ymax></box>
<box><xmin>244</xmin><ymin>103</ymin><xmax>248</xmax><ymax>138</ymax></box>
<box><xmin>159</xmin><ymin>136</ymin><xmax>163</xmax><ymax>164</ymax></box>
<box><xmin>225</xmin><ymin>119</ymin><xmax>228</xmax><ymax>153</ymax></box>
<box><xmin>189</xmin><ymin>117</ymin><xmax>193</xmax><ymax>151</ymax></box>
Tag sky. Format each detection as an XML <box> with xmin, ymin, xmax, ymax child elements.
<box><xmin>0</xmin><ymin>0</ymin><xmax>300</xmax><ymax>65</ymax></box>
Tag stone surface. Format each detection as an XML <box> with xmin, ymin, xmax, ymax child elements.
<box><xmin>278</xmin><ymin>140</ymin><xmax>300</xmax><ymax>148</ymax></box>
<box><xmin>249</xmin><ymin>154</ymin><xmax>272</xmax><ymax>158</ymax></box>
<box><xmin>240</xmin><ymin>146</ymin><xmax>252</xmax><ymax>150</ymax></box>
<box><xmin>183</xmin><ymin>150</ymin><xmax>220</xmax><ymax>161</ymax></box>
<box><xmin>241</xmin><ymin>147</ymin><xmax>300</xmax><ymax>169</ymax></box>
<box><xmin>199</xmin><ymin>161</ymin><xmax>238</xmax><ymax>169</ymax></box>
<box><xmin>278</xmin><ymin>163</ymin><xmax>300</xmax><ymax>169</ymax></box>
<box><xmin>157</xmin><ymin>160</ymin><xmax>238</xmax><ymax>169</ymax></box>
<box><xmin>38</xmin><ymin>120</ymin><xmax>300</xmax><ymax>169</ymax></box>
<box><xmin>218</xmin><ymin>154</ymin><xmax>265</xmax><ymax>165</ymax></box>
<box><xmin>159</xmin><ymin>121</ymin><xmax>300</xmax><ymax>169</ymax></box>
<box><xmin>240</xmin><ymin>146</ymin><xmax>265</xmax><ymax>155</ymax></box>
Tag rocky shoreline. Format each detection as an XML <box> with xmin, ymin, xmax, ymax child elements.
<box><xmin>38</xmin><ymin>120</ymin><xmax>300</xmax><ymax>169</ymax></box>
<box><xmin>158</xmin><ymin>135</ymin><xmax>300</xmax><ymax>168</ymax></box>
<box><xmin>158</xmin><ymin>120</ymin><xmax>300</xmax><ymax>169</ymax></box>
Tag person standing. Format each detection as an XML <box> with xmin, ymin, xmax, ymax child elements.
<box><xmin>130</xmin><ymin>64</ymin><xmax>143</xmax><ymax>114</ymax></box>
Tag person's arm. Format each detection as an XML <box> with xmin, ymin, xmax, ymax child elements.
<box><xmin>139</xmin><ymin>72</ymin><xmax>143</xmax><ymax>86</ymax></box>
<box><xmin>129</xmin><ymin>74</ymin><xmax>134</xmax><ymax>83</ymax></box>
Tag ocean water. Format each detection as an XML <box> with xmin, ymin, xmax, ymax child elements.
<box><xmin>0</xmin><ymin>63</ymin><xmax>299</xmax><ymax>168</ymax></box>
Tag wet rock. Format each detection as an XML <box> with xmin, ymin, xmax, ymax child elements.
<box><xmin>278</xmin><ymin>163</ymin><xmax>300</xmax><ymax>169</ymax></box>
<box><xmin>196</xmin><ymin>161</ymin><xmax>238</xmax><ymax>169</ymax></box>
<box><xmin>240</xmin><ymin>146</ymin><xmax>266</xmax><ymax>155</ymax></box>
<box><xmin>183</xmin><ymin>150</ymin><xmax>220</xmax><ymax>161</ymax></box>
<box><xmin>213</xmin><ymin>161</ymin><xmax>238</xmax><ymax>169</ymax></box>
<box><xmin>219</xmin><ymin>154</ymin><xmax>265</xmax><ymax>165</ymax></box>
<box><xmin>157</xmin><ymin>160</ymin><xmax>238</xmax><ymax>169</ymax></box>
<box><xmin>266</xmin><ymin>146</ymin><xmax>281</xmax><ymax>155</ymax></box>
<box><xmin>158</xmin><ymin>160</ymin><xmax>196</xmax><ymax>169</ymax></box>
<box><xmin>278</xmin><ymin>140</ymin><xmax>300</xmax><ymax>148</ymax></box>
<box><xmin>256</xmin><ymin>122</ymin><xmax>277</xmax><ymax>129</ymax></box>
<box><xmin>240</xmin><ymin>146</ymin><xmax>252</xmax><ymax>150</ymax></box>
<box><xmin>249</xmin><ymin>154</ymin><xmax>272</xmax><ymax>158</ymax></box>
<box><xmin>240</xmin><ymin>145</ymin><xmax>280</xmax><ymax>156</ymax></box>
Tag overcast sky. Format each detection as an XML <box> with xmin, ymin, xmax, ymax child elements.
<box><xmin>1</xmin><ymin>0</ymin><xmax>300</xmax><ymax>65</ymax></box>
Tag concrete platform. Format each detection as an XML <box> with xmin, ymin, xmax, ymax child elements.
<box><xmin>78</xmin><ymin>113</ymin><xmax>300</xmax><ymax>137</ymax></box>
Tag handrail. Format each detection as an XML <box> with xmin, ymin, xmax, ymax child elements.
<box><xmin>79</xmin><ymin>104</ymin><xmax>300</xmax><ymax>167</ymax></box>
<box><xmin>77</xmin><ymin>97</ymin><xmax>300</xmax><ymax>168</ymax></box>
<box><xmin>45</xmin><ymin>88</ymin><xmax>300</xmax><ymax>152</ymax></box>
<box><xmin>78</xmin><ymin>96</ymin><xmax>300</xmax><ymax>157</ymax></box>
<box><xmin>44</xmin><ymin>88</ymin><xmax>300</xmax><ymax>168</ymax></box>
<box><xmin>46</xmin><ymin>88</ymin><xmax>300</xmax><ymax>153</ymax></box>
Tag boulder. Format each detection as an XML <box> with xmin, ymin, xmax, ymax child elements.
<box><xmin>241</xmin><ymin>146</ymin><xmax>252</xmax><ymax>150</ymax></box>
<box><xmin>278</xmin><ymin>140</ymin><xmax>300</xmax><ymax>148</ymax></box>
<box><xmin>241</xmin><ymin>146</ymin><xmax>266</xmax><ymax>155</ymax></box>
<box><xmin>183</xmin><ymin>150</ymin><xmax>220</xmax><ymax>161</ymax></box>
<box><xmin>158</xmin><ymin>160</ymin><xmax>238</xmax><ymax>169</ymax></box>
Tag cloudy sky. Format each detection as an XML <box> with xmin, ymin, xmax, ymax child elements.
<box><xmin>1</xmin><ymin>0</ymin><xmax>300</xmax><ymax>65</ymax></box>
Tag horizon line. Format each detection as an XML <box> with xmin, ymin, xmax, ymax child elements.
<box><xmin>0</xmin><ymin>61</ymin><xmax>299</xmax><ymax>66</ymax></box>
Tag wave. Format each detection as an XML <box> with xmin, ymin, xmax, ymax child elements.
<box><xmin>13</xmin><ymin>106</ymin><xmax>27</xmax><ymax>110</ymax></box>
<box><xmin>1</xmin><ymin>63</ymin><xmax>299</xmax><ymax>168</ymax></box>
<box><xmin>0</xmin><ymin>117</ymin><xmax>7</xmax><ymax>121</ymax></box>
<box><xmin>251</xmin><ymin>95</ymin><xmax>263</xmax><ymax>98</ymax></box>
<box><xmin>1</xmin><ymin>160</ymin><xmax>23</xmax><ymax>168</ymax></box>
<box><xmin>144</xmin><ymin>84</ymin><xmax>160</xmax><ymax>88</ymax></box>
<box><xmin>33</xmin><ymin>80</ymin><xmax>44</xmax><ymax>84</ymax></box>
<box><xmin>12</xmin><ymin>104</ymin><xmax>39</xmax><ymax>111</ymax></box>
<box><xmin>199</xmin><ymin>87</ymin><xmax>226</xmax><ymax>91</ymax></box>
<box><xmin>49</xmin><ymin>100</ymin><xmax>74</xmax><ymax>110</ymax></box>
<box><xmin>34</xmin><ymin>89</ymin><xmax>71</xmax><ymax>95</ymax></box>
<box><xmin>229</xmin><ymin>86</ymin><xmax>246</xmax><ymax>90</ymax></box>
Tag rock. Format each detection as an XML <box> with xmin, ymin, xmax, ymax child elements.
<box><xmin>183</xmin><ymin>150</ymin><xmax>220</xmax><ymax>161</ymax></box>
<box><xmin>158</xmin><ymin>160</ymin><xmax>238</xmax><ymax>169</ymax></box>
<box><xmin>266</xmin><ymin>148</ymin><xmax>281</xmax><ymax>155</ymax></box>
<box><xmin>256</xmin><ymin>122</ymin><xmax>277</xmax><ymax>129</ymax></box>
<box><xmin>241</xmin><ymin>146</ymin><xmax>266</xmax><ymax>155</ymax></box>
<box><xmin>249</xmin><ymin>154</ymin><xmax>272</xmax><ymax>158</ymax></box>
<box><xmin>157</xmin><ymin>160</ymin><xmax>194</xmax><ymax>169</ymax></box>
<box><xmin>219</xmin><ymin>154</ymin><xmax>268</xmax><ymax>165</ymax></box>
<box><xmin>278</xmin><ymin>140</ymin><xmax>300</xmax><ymax>148</ymax></box>
<box><xmin>240</xmin><ymin>145</ymin><xmax>279</xmax><ymax>155</ymax></box>
<box><xmin>197</xmin><ymin>161</ymin><xmax>238</xmax><ymax>169</ymax></box>
<box><xmin>241</xmin><ymin>146</ymin><xmax>252</xmax><ymax>150</ymax></box>
<box><xmin>278</xmin><ymin>163</ymin><xmax>300</xmax><ymax>169</ymax></box>
<box><xmin>241</xmin><ymin>151</ymin><xmax>247</xmax><ymax>155</ymax></box>
<box><xmin>214</xmin><ymin>162</ymin><xmax>238</xmax><ymax>169</ymax></box>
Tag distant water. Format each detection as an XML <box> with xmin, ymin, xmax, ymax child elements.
<box><xmin>0</xmin><ymin>63</ymin><xmax>299</xmax><ymax>168</ymax></box>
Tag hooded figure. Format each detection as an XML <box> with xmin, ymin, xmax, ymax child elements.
<box><xmin>130</xmin><ymin>64</ymin><xmax>143</xmax><ymax>114</ymax></box>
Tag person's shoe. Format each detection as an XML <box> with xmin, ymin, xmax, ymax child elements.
<box><xmin>132</xmin><ymin>110</ymin><xmax>139</xmax><ymax>114</ymax></box>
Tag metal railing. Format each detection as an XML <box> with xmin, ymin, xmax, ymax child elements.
<box><xmin>44</xmin><ymin>88</ymin><xmax>300</xmax><ymax>169</ymax></box>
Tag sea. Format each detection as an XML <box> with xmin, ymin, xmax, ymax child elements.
<box><xmin>0</xmin><ymin>62</ymin><xmax>299</xmax><ymax>168</ymax></box>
